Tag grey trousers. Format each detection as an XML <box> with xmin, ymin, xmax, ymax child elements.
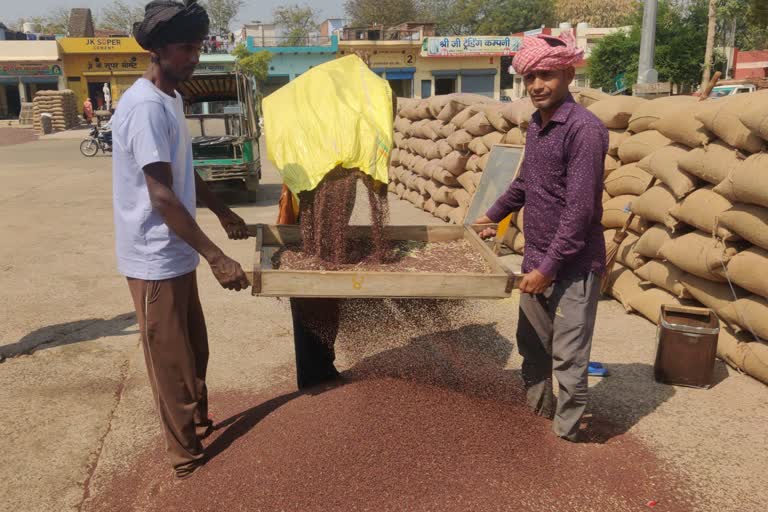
<box><xmin>516</xmin><ymin>272</ymin><xmax>600</xmax><ymax>440</ymax></box>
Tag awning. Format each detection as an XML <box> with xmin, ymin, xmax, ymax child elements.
<box><xmin>460</xmin><ymin>69</ymin><xmax>497</xmax><ymax>76</ymax></box>
<box><xmin>432</xmin><ymin>70</ymin><xmax>458</xmax><ymax>78</ymax></box>
<box><xmin>385</xmin><ymin>67</ymin><xmax>416</xmax><ymax>80</ymax></box>
<box><xmin>0</xmin><ymin>41</ymin><xmax>60</xmax><ymax>61</ymax></box>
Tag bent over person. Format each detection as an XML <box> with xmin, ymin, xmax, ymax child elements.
<box><xmin>113</xmin><ymin>0</ymin><xmax>249</xmax><ymax>479</ymax></box>
<box><xmin>475</xmin><ymin>32</ymin><xmax>608</xmax><ymax>441</ymax></box>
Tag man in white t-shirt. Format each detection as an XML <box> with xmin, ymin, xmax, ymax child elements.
<box><xmin>114</xmin><ymin>0</ymin><xmax>249</xmax><ymax>480</ymax></box>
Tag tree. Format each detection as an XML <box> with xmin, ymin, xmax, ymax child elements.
<box><xmin>100</xmin><ymin>0</ymin><xmax>144</xmax><ymax>34</ymax></box>
<box><xmin>202</xmin><ymin>0</ymin><xmax>243</xmax><ymax>35</ymax></box>
<box><xmin>419</xmin><ymin>0</ymin><xmax>555</xmax><ymax>35</ymax></box>
<box><xmin>701</xmin><ymin>0</ymin><xmax>717</xmax><ymax>89</ymax></box>
<box><xmin>588</xmin><ymin>0</ymin><xmax>714</xmax><ymax>93</ymax></box>
<box><xmin>45</xmin><ymin>7</ymin><xmax>71</xmax><ymax>34</ymax></box>
<box><xmin>232</xmin><ymin>43</ymin><xmax>272</xmax><ymax>84</ymax></box>
<box><xmin>554</xmin><ymin>0</ymin><xmax>637</xmax><ymax>27</ymax></box>
<box><xmin>344</xmin><ymin>0</ymin><xmax>419</xmax><ymax>27</ymax></box>
<box><xmin>273</xmin><ymin>5</ymin><xmax>318</xmax><ymax>46</ymax></box>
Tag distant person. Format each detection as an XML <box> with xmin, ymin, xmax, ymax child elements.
<box><xmin>83</xmin><ymin>98</ymin><xmax>93</xmax><ymax>124</ymax></box>
<box><xmin>475</xmin><ymin>31</ymin><xmax>608</xmax><ymax>442</ymax></box>
<box><xmin>114</xmin><ymin>0</ymin><xmax>249</xmax><ymax>480</ymax></box>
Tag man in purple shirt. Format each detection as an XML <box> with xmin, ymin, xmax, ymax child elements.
<box><xmin>475</xmin><ymin>33</ymin><xmax>608</xmax><ymax>441</ymax></box>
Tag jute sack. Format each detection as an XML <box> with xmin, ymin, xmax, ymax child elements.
<box><xmin>430</xmin><ymin>185</ymin><xmax>459</xmax><ymax>206</ymax></box>
<box><xmin>627</xmin><ymin>95</ymin><xmax>698</xmax><ymax>133</ymax></box>
<box><xmin>482</xmin><ymin>104</ymin><xmax>513</xmax><ymax>132</ymax></box>
<box><xmin>387</xmin><ymin>181</ymin><xmax>397</xmax><ymax>194</ymax></box>
<box><xmin>602</xmin><ymin>190</ymin><xmax>612</xmax><ymax>203</ymax></box>
<box><xmin>431</xmin><ymin>167</ymin><xmax>460</xmax><ymax>187</ymax></box>
<box><xmin>607</xmin><ymin>265</ymin><xmax>646</xmax><ymax>312</ymax></box>
<box><xmin>457</xmin><ymin>171</ymin><xmax>477</xmax><ymax>194</ymax></box>
<box><xmin>450</xmin><ymin>106</ymin><xmax>479</xmax><ymax>128</ymax></box>
<box><xmin>396</xmin><ymin>182</ymin><xmax>406</xmax><ymax>198</ymax></box>
<box><xmin>469</xmin><ymin>137</ymin><xmax>489</xmax><ymax>156</ymax></box>
<box><xmin>428</xmin><ymin>95</ymin><xmax>457</xmax><ymax>118</ymax></box>
<box><xmin>716</xmin><ymin>327</ymin><xmax>768</xmax><ymax>386</ymax></box>
<box><xmin>466</xmin><ymin>154</ymin><xmax>481</xmax><ymax>173</ymax></box>
<box><xmin>439</xmin><ymin>123</ymin><xmax>458</xmax><ymax>139</ymax></box>
<box><xmin>603</xmin><ymin>230</ymin><xmax>645</xmax><ymax>270</ymax></box>
<box><xmin>503</xmin><ymin>126</ymin><xmax>526</xmax><ymax>145</ymax></box>
<box><xmin>422</xmin><ymin>120</ymin><xmax>445</xmax><ymax>141</ymax></box>
<box><xmin>651</xmin><ymin>102</ymin><xmax>713</xmax><ymax>148</ymax></box>
<box><xmin>406</xmin><ymin>190</ymin><xmax>426</xmax><ymax>209</ymax></box>
<box><xmin>391</xmin><ymin>148</ymin><xmax>401</xmax><ymax>166</ymax></box>
<box><xmin>602</xmin><ymin>195</ymin><xmax>648</xmax><ymax>233</ymax></box>
<box><xmin>678</xmin><ymin>273</ymin><xmax>738</xmax><ymax>315</ymax></box>
<box><xmin>426</xmin><ymin>142</ymin><xmax>443</xmax><ymax>160</ymax></box>
<box><xmin>637</xmin><ymin>144</ymin><xmax>697</xmax><ymax>199</ymax></box>
<box><xmin>464</xmin><ymin>112</ymin><xmax>495</xmax><ymax>137</ymax></box>
<box><xmin>658</xmin><ymin>231</ymin><xmax>734</xmax><ymax>282</ymax></box>
<box><xmin>413</xmin><ymin>176</ymin><xmax>430</xmax><ymax>196</ymax></box>
<box><xmin>482</xmin><ymin>131</ymin><xmax>505</xmax><ymax>150</ymax></box>
<box><xmin>394</xmin><ymin>132</ymin><xmax>405</xmax><ymax>148</ymax></box>
<box><xmin>716</xmin><ymin>204</ymin><xmax>768</xmax><ymax>251</ymax></box>
<box><xmin>634</xmin><ymin>260</ymin><xmax>691</xmax><ymax>299</ymax></box>
<box><xmin>608</xmin><ymin>130</ymin><xmax>631</xmax><ymax>157</ymax></box>
<box><xmin>437</xmin><ymin>94</ymin><xmax>490</xmax><ymax>121</ymax></box>
<box><xmin>442</xmin><ymin>151</ymin><xmax>470</xmax><ymax>176</ymax></box>
<box><xmin>446</xmin><ymin>130</ymin><xmax>472</xmax><ymax>151</ymax></box>
<box><xmin>630</xmin><ymin>184</ymin><xmax>680</xmax><ymax>230</ymax></box>
<box><xmin>604</xmin><ymin>164</ymin><xmax>653</xmax><ymax>197</ymax></box>
<box><xmin>719</xmin><ymin>295</ymin><xmax>768</xmax><ymax>340</ymax></box>
<box><xmin>407</xmin><ymin>119</ymin><xmax>428</xmax><ymax>137</ymax></box>
<box><xmin>424</xmin><ymin>179</ymin><xmax>439</xmax><ymax>198</ymax></box>
<box><xmin>437</xmin><ymin>100</ymin><xmax>465</xmax><ymax>122</ymax></box>
<box><xmin>424</xmin><ymin>198</ymin><xmax>437</xmax><ymax>213</ymax></box>
<box><xmin>414</xmin><ymin>100</ymin><xmax>432</xmax><ymax>120</ymax></box>
<box><xmin>437</xmin><ymin>140</ymin><xmax>454</xmax><ymax>158</ymax></box>
<box><xmin>588</xmin><ymin>96</ymin><xmax>647</xmax><ymax>129</ymax></box>
<box><xmin>514</xmin><ymin>207</ymin><xmax>524</xmax><ymax>230</ymax></box>
<box><xmin>668</xmin><ymin>186</ymin><xmax>736</xmax><ymax>239</ymax></box>
<box><xmin>448</xmin><ymin>205</ymin><xmax>468</xmax><ymax>225</ymax></box>
<box><xmin>501</xmin><ymin>98</ymin><xmax>535</xmax><ymax>128</ymax></box>
<box><xmin>739</xmin><ymin>98</ymin><xmax>768</xmax><ymax>142</ymax></box>
<box><xmin>572</xmin><ymin>87</ymin><xmax>610</xmax><ymax>107</ymax></box>
<box><xmin>696</xmin><ymin>94</ymin><xmax>766</xmax><ymax>154</ymax></box>
<box><xmin>713</xmin><ymin>153</ymin><xmax>768</xmax><ymax>209</ymax></box>
<box><xmin>725</xmin><ymin>246</ymin><xmax>768</xmax><ymax>298</ymax></box>
<box><xmin>502</xmin><ymin>226</ymin><xmax>526</xmax><ymax>254</ymax></box>
<box><xmin>434</xmin><ymin>203</ymin><xmax>453</xmax><ymax>222</ymax></box>
<box><xmin>628</xmin><ymin>287</ymin><xmax>685</xmax><ymax>324</ymax></box>
<box><xmin>604</xmin><ymin>154</ymin><xmax>620</xmax><ymax>175</ymax></box>
<box><xmin>394</xmin><ymin>117</ymin><xmax>412</xmax><ymax>134</ymax></box>
<box><xmin>453</xmin><ymin>188</ymin><xmax>471</xmax><ymax>208</ymax></box>
<box><xmin>677</xmin><ymin>140</ymin><xmax>743</xmax><ymax>186</ymax></box>
<box><xmin>478</xmin><ymin>153</ymin><xmax>491</xmax><ymax>173</ymax></box>
<box><xmin>618</xmin><ymin>130</ymin><xmax>672</xmax><ymax>164</ymax></box>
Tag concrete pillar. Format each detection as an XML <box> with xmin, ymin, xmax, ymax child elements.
<box><xmin>18</xmin><ymin>78</ymin><xmax>27</xmax><ymax>102</ymax></box>
<box><xmin>637</xmin><ymin>0</ymin><xmax>659</xmax><ymax>85</ymax></box>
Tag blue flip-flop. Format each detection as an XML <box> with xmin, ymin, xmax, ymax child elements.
<box><xmin>588</xmin><ymin>361</ymin><xmax>609</xmax><ymax>377</ymax></box>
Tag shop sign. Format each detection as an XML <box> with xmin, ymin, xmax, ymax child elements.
<box><xmin>369</xmin><ymin>50</ymin><xmax>416</xmax><ymax>67</ymax></box>
<box><xmin>59</xmin><ymin>37</ymin><xmax>147</xmax><ymax>53</ymax></box>
<box><xmin>0</xmin><ymin>62</ymin><xmax>62</xmax><ymax>76</ymax></box>
<box><xmin>86</xmin><ymin>56</ymin><xmax>142</xmax><ymax>72</ymax></box>
<box><xmin>421</xmin><ymin>36</ymin><xmax>522</xmax><ymax>58</ymax></box>
<box><xmin>195</xmin><ymin>62</ymin><xmax>236</xmax><ymax>74</ymax></box>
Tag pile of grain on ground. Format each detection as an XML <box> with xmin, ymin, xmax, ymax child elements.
<box><xmin>31</xmin><ymin>90</ymin><xmax>80</xmax><ymax>133</ymax></box>
<box><xmin>0</xmin><ymin>127</ymin><xmax>38</xmax><ymax>147</ymax></box>
<box><xmin>274</xmin><ymin>239</ymin><xmax>491</xmax><ymax>273</ymax></box>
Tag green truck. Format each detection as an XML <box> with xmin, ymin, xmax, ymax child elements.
<box><xmin>181</xmin><ymin>68</ymin><xmax>261</xmax><ymax>201</ymax></box>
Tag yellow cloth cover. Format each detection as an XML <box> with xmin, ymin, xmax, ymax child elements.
<box><xmin>263</xmin><ymin>55</ymin><xmax>393</xmax><ymax>195</ymax></box>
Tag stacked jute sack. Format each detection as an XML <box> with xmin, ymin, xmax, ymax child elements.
<box><xmin>389</xmin><ymin>88</ymin><xmax>608</xmax><ymax>226</ymax></box>
<box><xmin>32</xmin><ymin>90</ymin><xmax>80</xmax><ymax>133</ymax></box>
<box><xmin>594</xmin><ymin>91</ymin><xmax>768</xmax><ymax>385</ymax></box>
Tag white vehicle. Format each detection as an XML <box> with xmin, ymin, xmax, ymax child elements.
<box><xmin>709</xmin><ymin>83</ymin><xmax>757</xmax><ymax>98</ymax></box>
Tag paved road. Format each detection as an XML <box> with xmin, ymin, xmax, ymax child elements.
<box><xmin>0</xmin><ymin>137</ymin><xmax>766</xmax><ymax>511</ymax></box>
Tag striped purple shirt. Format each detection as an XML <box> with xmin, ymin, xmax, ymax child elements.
<box><xmin>487</xmin><ymin>94</ymin><xmax>608</xmax><ymax>280</ymax></box>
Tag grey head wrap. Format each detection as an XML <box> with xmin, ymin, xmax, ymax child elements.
<box><xmin>133</xmin><ymin>0</ymin><xmax>210</xmax><ymax>51</ymax></box>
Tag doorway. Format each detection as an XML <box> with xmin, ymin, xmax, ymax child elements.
<box><xmin>6</xmin><ymin>84</ymin><xmax>21</xmax><ymax>118</ymax></box>
<box><xmin>388</xmin><ymin>79</ymin><xmax>413</xmax><ymax>98</ymax></box>
<box><xmin>87</xmin><ymin>81</ymin><xmax>109</xmax><ymax>110</ymax></box>
<box><xmin>421</xmin><ymin>80</ymin><xmax>432</xmax><ymax>98</ymax></box>
<box><xmin>435</xmin><ymin>77</ymin><xmax>456</xmax><ymax>95</ymax></box>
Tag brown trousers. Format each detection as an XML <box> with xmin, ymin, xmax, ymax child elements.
<box><xmin>127</xmin><ymin>271</ymin><xmax>210</xmax><ymax>471</ymax></box>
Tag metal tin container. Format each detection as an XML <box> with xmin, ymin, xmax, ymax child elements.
<box><xmin>654</xmin><ymin>305</ymin><xmax>720</xmax><ymax>389</ymax></box>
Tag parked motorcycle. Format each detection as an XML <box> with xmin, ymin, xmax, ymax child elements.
<box><xmin>80</xmin><ymin>124</ymin><xmax>112</xmax><ymax>157</ymax></box>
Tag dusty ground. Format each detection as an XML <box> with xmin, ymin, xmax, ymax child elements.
<box><xmin>0</xmin><ymin>137</ymin><xmax>766</xmax><ymax>512</ymax></box>
<box><xmin>0</xmin><ymin>126</ymin><xmax>38</xmax><ymax>147</ymax></box>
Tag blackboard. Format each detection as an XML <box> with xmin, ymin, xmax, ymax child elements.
<box><xmin>464</xmin><ymin>144</ymin><xmax>525</xmax><ymax>226</ymax></box>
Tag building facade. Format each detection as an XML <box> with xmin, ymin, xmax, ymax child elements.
<box><xmin>247</xmin><ymin>34</ymin><xmax>338</xmax><ymax>96</ymax></box>
<box><xmin>733</xmin><ymin>49</ymin><xmax>768</xmax><ymax>80</ymax></box>
<box><xmin>58</xmin><ymin>36</ymin><xmax>149</xmax><ymax>110</ymax></box>
<box><xmin>0</xmin><ymin>40</ymin><xmax>62</xmax><ymax>118</ymax></box>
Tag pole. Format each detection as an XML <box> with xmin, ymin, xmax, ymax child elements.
<box><xmin>637</xmin><ymin>0</ymin><xmax>658</xmax><ymax>85</ymax></box>
<box><xmin>701</xmin><ymin>0</ymin><xmax>717</xmax><ymax>90</ymax></box>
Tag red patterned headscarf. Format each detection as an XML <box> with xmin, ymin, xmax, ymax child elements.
<box><xmin>513</xmin><ymin>31</ymin><xmax>584</xmax><ymax>75</ymax></box>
